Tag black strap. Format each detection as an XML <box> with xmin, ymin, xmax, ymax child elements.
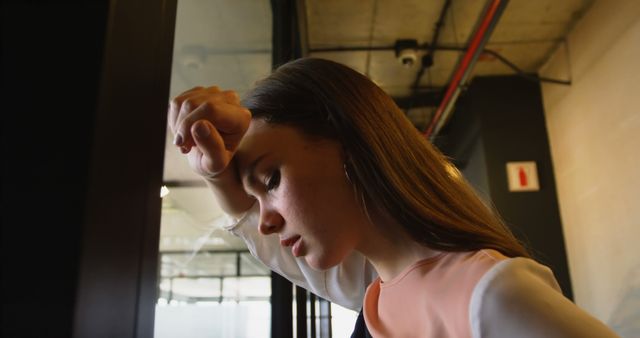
<box><xmin>350</xmin><ymin>308</ymin><xmax>372</xmax><ymax>338</ymax></box>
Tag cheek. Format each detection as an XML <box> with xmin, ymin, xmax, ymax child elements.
<box><xmin>277</xmin><ymin>172</ymin><xmax>363</xmax><ymax>237</ymax></box>
<box><xmin>274</xmin><ymin>176</ymin><xmax>322</xmax><ymax>224</ymax></box>
<box><xmin>289</xmin><ymin>173</ymin><xmax>349</xmax><ymax>208</ymax></box>
<box><xmin>276</xmin><ymin>175</ymin><xmax>365</xmax><ymax>270</ymax></box>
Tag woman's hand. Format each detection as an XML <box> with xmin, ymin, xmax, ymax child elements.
<box><xmin>168</xmin><ymin>86</ymin><xmax>252</xmax><ymax>179</ymax></box>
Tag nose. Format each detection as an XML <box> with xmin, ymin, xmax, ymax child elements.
<box><xmin>258</xmin><ymin>207</ymin><xmax>284</xmax><ymax>235</ymax></box>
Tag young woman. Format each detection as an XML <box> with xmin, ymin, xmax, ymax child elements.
<box><xmin>168</xmin><ymin>58</ymin><xmax>619</xmax><ymax>337</ymax></box>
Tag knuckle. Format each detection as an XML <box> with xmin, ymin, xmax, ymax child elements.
<box><xmin>204</xmin><ymin>95</ymin><xmax>226</xmax><ymax>112</ymax></box>
<box><xmin>241</xmin><ymin>108</ymin><xmax>252</xmax><ymax>122</ymax></box>
<box><xmin>169</xmin><ymin>97</ymin><xmax>181</xmax><ymax>108</ymax></box>
<box><xmin>209</xmin><ymin>94</ymin><xmax>225</xmax><ymax>104</ymax></box>
<box><xmin>182</xmin><ymin>98</ymin><xmax>196</xmax><ymax>112</ymax></box>
<box><xmin>222</xmin><ymin>90</ymin><xmax>238</xmax><ymax>99</ymax></box>
<box><xmin>202</xmin><ymin>99</ymin><xmax>218</xmax><ymax>112</ymax></box>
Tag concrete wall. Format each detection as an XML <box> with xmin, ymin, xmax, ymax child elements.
<box><xmin>539</xmin><ymin>0</ymin><xmax>640</xmax><ymax>335</ymax></box>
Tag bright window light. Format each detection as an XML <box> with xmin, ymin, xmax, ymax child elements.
<box><xmin>160</xmin><ymin>185</ymin><xmax>170</xmax><ymax>198</ymax></box>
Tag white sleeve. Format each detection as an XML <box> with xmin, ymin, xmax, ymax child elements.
<box><xmin>222</xmin><ymin>202</ymin><xmax>377</xmax><ymax>311</ymax></box>
<box><xmin>470</xmin><ymin>257</ymin><xmax>620</xmax><ymax>338</ymax></box>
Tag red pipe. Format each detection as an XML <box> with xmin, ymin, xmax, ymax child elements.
<box><xmin>424</xmin><ymin>0</ymin><xmax>504</xmax><ymax>138</ymax></box>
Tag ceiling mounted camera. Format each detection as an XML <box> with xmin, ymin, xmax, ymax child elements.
<box><xmin>394</xmin><ymin>39</ymin><xmax>419</xmax><ymax>67</ymax></box>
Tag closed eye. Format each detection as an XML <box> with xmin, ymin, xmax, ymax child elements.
<box><xmin>265</xmin><ymin>170</ymin><xmax>281</xmax><ymax>192</ymax></box>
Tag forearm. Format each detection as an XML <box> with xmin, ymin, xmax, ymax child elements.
<box><xmin>204</xmin><ymin>159</ymin><xmax>255</xmax><ymax>219</ymax></box>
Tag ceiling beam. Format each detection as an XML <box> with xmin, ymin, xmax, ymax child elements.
<box><xmin>425</xmin><ymin>0</ymin><xmax>510</xmax><ymax>139</ymax></box>
<box><xmin>162</xmin><ymin>180</ymin><xmax>207</xmax><ymax>188</ymax></box>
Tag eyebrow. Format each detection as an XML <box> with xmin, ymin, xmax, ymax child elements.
<box><xmin>241</xmin><ymin>153</ymin><xmax>269</xmax><ymax>188</ymax></box>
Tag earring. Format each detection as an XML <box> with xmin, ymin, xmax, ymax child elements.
<box><xmin>343</xmin><ymin>163</ymin><xmax>352</xmax><ymax>183</ymax></box>
<box><xmin>344</xmin><ymin>162</ymin><xmax>373</xmax><ymax>224</ymax></box>
<box><xmin>360</xmin><ymin>188</ymin><xmax>372</xmax><ymax>223</ymax></box>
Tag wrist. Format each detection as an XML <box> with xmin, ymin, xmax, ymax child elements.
<box><xmin>202</xmin><ymin>162</ymin><xmax>235</xmax><ymax>183</ymax></box>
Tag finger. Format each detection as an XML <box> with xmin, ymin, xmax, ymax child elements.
<box><xmin>172</xmin><ymin>96</ymin><xmax>200</xmax><ymax>150</ymax></box>
<box><xmin>175</xmin><ymin>100</ymin><xmax>250</xmax><ymax>151</ymax></box>
<box><xmin>221</xmin><ymin>90</ymin><xmax>240</xmax><ymax>105</ymax></box>
<box><xmin>168</xmin><ymin>86</ymin><xmax>206</xmax><ymax>133</ymax></box>
<box><xmin>205</xmin><ymin>85</ymin><xmax>221</xmax><ymax>93</ymax></box>
<box><xmin>204</xmin><ymin>101</ymin><xmax>251</xmax><ymax>135</ymax></box>
<box><xmin>191</xmin><ymin>120</ymin><xmax>230</xmax><ymax>175</ymax></box>
<box><xmin>171</xmin><ymin>87</ymin><xmax>237</xmax><ymax>133</ymax></box>
<box><xmin>173</xmin><ymin>94</ymin><xmax>228</xmax><ymax>150</ymax></box>
<box><xmin>168</xmin><ymin>99</ymin><xmax>181</xmax><ymax>134</ymax></box>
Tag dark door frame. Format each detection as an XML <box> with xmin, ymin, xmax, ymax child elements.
<box><xmin>73</xmin><ymin>0</ymin><xmax>177</xmax><ymax>336</ymax></box>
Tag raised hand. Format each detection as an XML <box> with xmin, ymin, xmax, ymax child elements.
<box><xmin>168</xmin><ymin>86</ymin><xmax>252</xmax><ymax>179</ymax></box>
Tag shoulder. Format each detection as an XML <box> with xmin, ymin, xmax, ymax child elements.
<box><xmin>470</xmin><ymin>258</ymin><xmax>619</xmax><ymax>338</ymax></box>
<box><xmin>430</xmin><ymin>249</ymin><xmax>507</xmax><ymax>290</ymax></box>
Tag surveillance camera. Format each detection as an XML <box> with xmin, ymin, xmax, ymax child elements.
<box><xmin>398</xmin><ymin>49</ymin><xmax>417</xmax><ymax>67</ymax></box>
<box><xmin>394</xmin><ymin>39</ymin><xmax>419</xmax><ymax>67</ymax></box>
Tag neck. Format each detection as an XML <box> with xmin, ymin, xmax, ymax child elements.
<box><xmin>356</xmin><ymin>209</ymin><xmax>440</xmax><ymax>282</ymax></box>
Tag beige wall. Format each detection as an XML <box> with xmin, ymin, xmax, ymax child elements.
<box><xmin>539</xmin><ymin>0</ymin><xmax>640</xmax><ymax>334</ymax></box>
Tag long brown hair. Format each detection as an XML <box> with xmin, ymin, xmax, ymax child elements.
<box><xmin>242</xmin><ymin>57</ymin><xmax>529</xmax><ymax>258</ymax></box>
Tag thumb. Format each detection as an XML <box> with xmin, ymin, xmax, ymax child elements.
<box><xmin>191</xmin><ymin>119</ymin><xmax>231</xmax><ymax>175</ymax></box>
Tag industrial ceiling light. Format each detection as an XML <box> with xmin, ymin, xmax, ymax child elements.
<box><xmin>160</xmin><ymin>185</ymin><xmax>170</xmax><ymax>198</ymax></box>
<box><xmin>394</xmin><ymin>39</ymin><xmax>418</xmax><ymax>67</ymax></box>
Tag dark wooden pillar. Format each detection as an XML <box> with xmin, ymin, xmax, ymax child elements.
<box><xmin>269</xmin><ymin>0</ymin><xmax>302</xmax><ymax>337</ymax></box>
<box><xmin>436</xmin><ymin>75</ymin><xmax>573</xmax><ymax>299</ymax></box>
<box><xmin>2</xmin><ymin>0</ymin><xmax>176</xmax><ymax>336</ymax></box>
<box><xmin>271</xmin><ymin>272</ymin><xmax>293</xmax><ymax>338</ymax></box>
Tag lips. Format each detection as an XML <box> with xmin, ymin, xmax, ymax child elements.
<box><xmin>280</xmin><ymin>235</ymin><xmax>301</xmax><ymax>247</ymax></box>
<box><xmin>291</xmin><ymin>238</ymin><xmax>303</xmax><ymax>257</ymax></box>
<box><xmin>280</xmin><ymin>235</ymin><xmax>303</xmax><ymax>257</ymax></box>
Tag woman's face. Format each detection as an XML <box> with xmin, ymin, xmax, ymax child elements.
<box><xmin>235</xmin><ymin>119</ymin><xmax>369</xmax><ymax>270</ymax></box>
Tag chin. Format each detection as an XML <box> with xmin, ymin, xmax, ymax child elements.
<box><xmin>305</xmin><ymin>254</ymin><xmax>342</xmax><ymax>271</ymax></box>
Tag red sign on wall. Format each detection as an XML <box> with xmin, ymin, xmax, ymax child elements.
<box><xmin>506</xmin><ymin>161</ymin><xmax>540</xmax><ymax>192</ymax></box>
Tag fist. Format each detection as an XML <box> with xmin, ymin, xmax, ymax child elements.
<box><xmin>168</xmin><ymin>86</ymin><xmax>252</xmax><ymax>178</ymax></box>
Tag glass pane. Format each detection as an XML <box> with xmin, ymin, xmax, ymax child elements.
<box><xmin>156</xmin><ymin>0</ymin><xmax>272</xmax><ymax>336</ymax></box>
<box><xmin>158</xmin><ymin>278</ymin><xmax>220</xmax><ymax>305</ymax></box>
<box><xmin>331</xmin><ymin>303</ymin><xmax>359</xmax><ymax>338</ymax></box>
<box><xmin>155</xmin><ymin>300</ymin><xmax>271</xmax><ymax>338</ymax></box>
<box><xmin>161</xmin><ymin>252</ymin><xmax>237</xmax><ymax>277</ymax></box>
<box><xmin>222</xmin><ymin>277</ymin><xmax>271</xmax><ymax>301</ymax></box>
<box><xmin>240</xmin><ymin>252</ymin><xmax>270</xmax><ymax>276</ymax></box>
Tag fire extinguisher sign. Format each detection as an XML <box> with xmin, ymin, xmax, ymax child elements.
<box><xmin>506</xmin><ymin>161</ymin><xmax>540</xmax><ymax>192</ymax></box>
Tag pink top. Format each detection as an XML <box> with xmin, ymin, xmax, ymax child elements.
<box><xmin>230</xmin><ymin>206</ymin><xmax>620</xmax><ymax>338</ymax></box>
<box><xmin>363</xmin><ymin>249</ymin><xmax>506</xmax><ymax>338</ymax></box>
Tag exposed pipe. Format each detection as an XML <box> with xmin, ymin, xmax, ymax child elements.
<box><xmin>308</xmin><ymin>0</ymin><xmax>571</xmax><ymax>135</ymax></box>
<box><xmin>423</xmin><ymin>45</ymin><xmax>572</xmax><ymax>86</ymax></box>
<box><xmin>412</xmin><ymin>0</ymin><xmax>453</xmax><ymax>92</ymax></box>
<box><xmin>428</xmin><ymin>0</ymin><xmax>453</xmax><ymax>57</ymax></box>
<box><xmin>482</xmin><ymin>49</ymin><xmax>571</xmax><ymax>85</ymax></box>
<box><xmin>308</xmin><ymin>44</ymin><xmax>570</xmax><ymax>86</ymax></box>
<box><xmin>424</xmin><ymin>0</ymin><xmax>509</xmax><ymax>139</ymax></box>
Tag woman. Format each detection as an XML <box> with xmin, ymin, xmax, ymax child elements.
<box><xmin>168</xmin><ymin>58</ymin><xmax>618</xmax><ymax>337</ymax></box>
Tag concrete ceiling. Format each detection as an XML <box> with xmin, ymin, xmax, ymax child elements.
<box><xmin>306</xmin><ymin>0</ymin><xmax>591</xmax><ymax>96</ymax></box>
<box><xmin>162</xmin><ymin>0</ymin><xmax>594</xmax><ymax>252</ymax></box>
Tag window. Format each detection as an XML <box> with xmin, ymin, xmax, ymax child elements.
<box><xmin>156</xmin><ymin>0</ymin><xmax>272</xmax><ymax>336</ymax></box>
